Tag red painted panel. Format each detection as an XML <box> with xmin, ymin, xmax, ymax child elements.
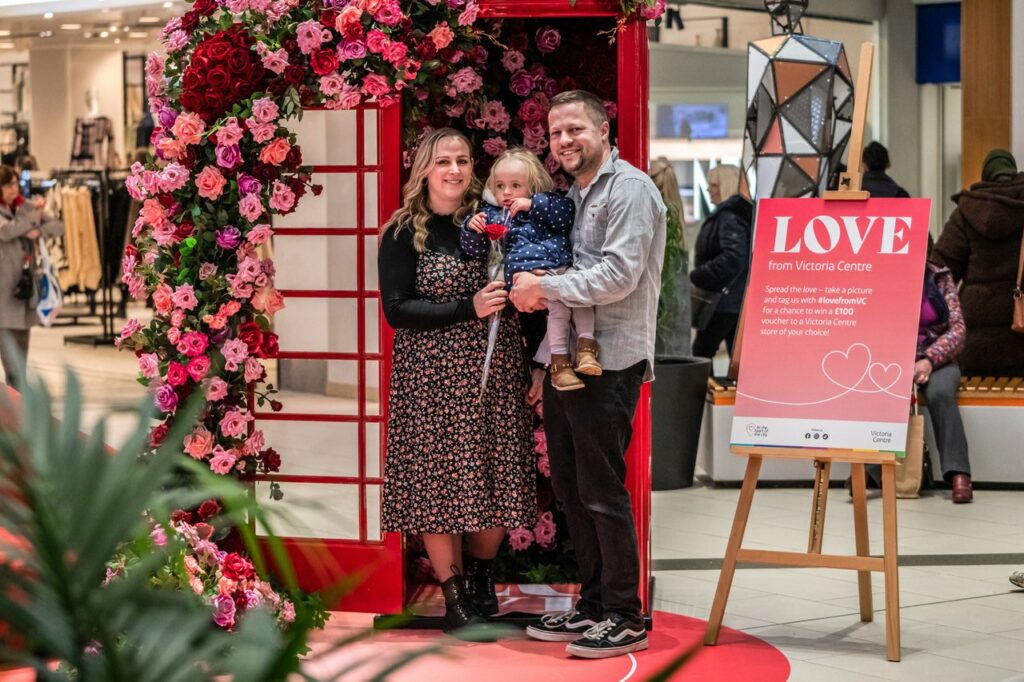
<box><xmin>479</xmin><ymin>0</ymin><xmax>620</xmax><ymax>17</ymax></box>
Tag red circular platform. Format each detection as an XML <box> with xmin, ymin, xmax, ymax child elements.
<box><xmin>303</xmin><ymin>610</ymin><xmax>790</xmax><ymax>681</ymax></box>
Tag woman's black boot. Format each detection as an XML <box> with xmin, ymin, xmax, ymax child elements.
<box><xmin>463</xmin><ymin>555</ymin><xmax>499</xmax><ymax>617</ymax></box>
<box><xmin>440</xmin><ymin>569</ymin><xmax>490</xmax><ymax>639</ymax></box>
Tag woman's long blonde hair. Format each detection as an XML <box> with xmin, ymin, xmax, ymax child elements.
<box><xmin>383</xmin><ymin>128</ymin><xmax>482</xmax><ymax>253</ymax></box>
<box><xmin>707</xmin><ymin>164</ymin><xmax>741</xmax><ymax>201</ymax></box>
<box><xmin>486</xmin><ymin>148</ymin><xmax>554</xmax><ymax>196</ymax></box>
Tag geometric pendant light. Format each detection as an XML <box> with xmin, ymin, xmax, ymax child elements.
<box><xmin>742</xmin><ymin>0</ymin><xmax>853</xmax><ymax>200</ymax></box>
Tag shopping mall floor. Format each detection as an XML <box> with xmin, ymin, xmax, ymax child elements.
<box><xmin>16</xmin><ymin>312</ymin><xmax>1024</xmax><ymax>681</ymax></box>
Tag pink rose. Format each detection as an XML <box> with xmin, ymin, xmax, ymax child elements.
<box><xmin>244</xmin><ymin>357</ymin><xmax>265</xmax><ymax>382</ymax></box>
<box><xmin>535</xmin><ymin>26</ymin><xmax>561</xmax><ymax>54</ymax></box>
<box><xmin>362</xmin><ymin>73</ymin><xmax>390</xmax><ymax>97</ymax></box>
<box><xmin>198</xmin><ymin>262</ymin><xmax>218</xmax><ymax>280</ymax></box>
<box><xmin>171</xmin><ymin>112</ymin><xmax>206</xmax><ymax>145</ymax></box>
<box><xmin>501</xmin><ymin>50</ymin><xmax>525</xmax><ymax>72</ymax></box>
<box><xmin>221</xmin><ymin>338</ymin><xmax>249</xmax><ymax>371</ymax></box>
<box><xmin>261</xmin><ymin>48</ymin><xmax>289</xmax><ymax>75</ymax></box>
<box><xmin>158</xmin><ymin>163</ymin><xmax>189</xmax><ymax>193</ymax></box>
<box><xmin>458</xmin><ymin>1</ymin><xmax>479</xmax><ymax>26</ymax></box>
<box><xmin>338</xmin><ymin>39</ymin><xmax>367</xmax><ymax>61</ymax></box>
<box><xmin>509</xmin><ymin>69</ymin><xmax>535</xmax><ymax>97</ymax></box>
<box><xmin>177</xmin><ymin>331</ymin><xmax>209</xmax><ymax>357</ymax></box>
<box><xmin>365</xmin><ymin>29</ymin><xmax>388</xmax><ymax>54</ymax></box>
<box><xmin>219</xmin><ymin>408</ymin><xmax>250</xmax><ymax>438</ymax></box>
<box><xmin>383</xmin><ymin>40</ymin><xmax>408</xmax><ymax>67</ymax></box>
<box><xmin>239</xmin><ymin>194</ymin><xmax>265</xmax><ymax>223</ymax></box>
<box><xmin>139</xmin><ymin>353</ymin><xmax>160</xmax><ymax>379</ymax></box>
<box><xmin>194</xmin><ymin>166</ymin><xmax>227</xmax><ymax>200</ymax></box>
<box><xmin>482</xmin><ymin>137</ymin><xmax>507</xmax><ymax>157</ymax></box>
<box><xmin>252</xmin><ymin>286</ymin><xmax>285</xmax><ymax>315</ymax></box>
<box><xmin>152</xmin><ymin>283</ymin><xmax>174</xmax><ymax>315</ymax></box>
<box><xmin>247</xmin><ymin>223</ymin><xmax>273</xmax><ymax>245</ymax></box>
<box><xmin>165</xmin><ymin>361</ymin><xmax>188</xmax><ymax>387</ymax></box>
<box><xmin>258</xmin><ymin>137</ymin><xmax>291</xmax><ymax>166</ymax></box>
<box><xmin>209</xmin><ymin>447</ymin><xmax>237</xmax><ymax>477</ymax></box>
<box><xmin>171</xmin><ymin>284</ymin><xmax>199</xmax><ymax>311</ymax></box>
<box><xmin>186</xmin><ymin>355</ymin><xmax>211</xmax><ymax>382</ymax></box>
<box><xmin>319</xmin><ymin>73</ymin><xmax>345</xmax><ymax>96</ymax></box>
<box><xmin>448</xmin><ymin>67</ymin><xmax>482</xmax><ymax>94</ymax></box>
<box><xmin>157</xmin><ymin>137</ymin><xmax>185</xmax><ymax>161</ymax></box>
<box><xmin>269</xmin><ymin>181</ymin><xmax>296</xmax><ymax>213</ymax></box>
<box><xmin>206</xmin><ymin>376</ymin><xmax>229</xmax><ymax>402</ymax></box>
<box><xmin>508</xmin><ymin>527</ymin><xmax>534</xmax><ymax>551</ymax></box>
<box><xmin>217</xmin><ymin>117</ymin><xmax>244</xmax><ymax>146</ymax></box>
<box><xmin>641</xmin><ymin>0</ymin><xmax>666</xmax><ymax>20</ymax></box>
<box><xmin>246</xmin><ymin>121</ymin><xmax>277</xmax><ymax>143</ymax></box>
<box><xmin>250</xmin><ymin>97</ymin><xmax>280</xmax><ymax>124</ymax></box>
<box><xmin>480</xmin><ymin>100</ymin><xmax>510</xmax><ymax>133</ymax></box>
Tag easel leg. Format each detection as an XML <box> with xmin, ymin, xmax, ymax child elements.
<box><xmin>850</xmin><ymin>462</ymin><xmax>874</xmax><ymax>622</ymax></box>
<box><xmin>807</xmin><ymin>459</ymin><xmax>831</xmax><ymax>553</ymax></box>
<box><xmin>881</xmin><ymin>462</ymin><xmax>901</xmax><ymax>661</ymax></box>
<box><xmin>704</xmin><ymin>455</ymin><xmax>762</xmax><ymax>646</ymax></box>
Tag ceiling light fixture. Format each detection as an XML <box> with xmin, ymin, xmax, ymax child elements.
<box><xmin>0</xmin><ymin>30</ymin><xmax>10</xmax><ymax>37</ymax></box>
<box><xmin>0</xmin><ymin>42</ymin><xmax>14</xmax><ymax>49</ymax></box>
<box><xmin>43</xmin><ymin>12</ymin><xmax>54</xmax><ymax>19</ymax></box>
<box><xmin>139</xmin><ymin>16</ymin><xmax>160</xmax><ymax>23</ymax></box>
<box><xmin>114</xmin><ymin>38</ymin><xmax>121</xmax><ymax>44</ymax></box>
<box><xmin>128</xmin><ymin>31</ymin><xmax>148</xmax><ymax>38</ymax></box>
<box><xmin>163</xmin><ymin>1</ymin><xmax>173</xmax><ymax>7</ymax></box>
<box><xmin>39</xmin><ymin>30</ymin><xmax>53</xmax><ymax>37</ymax></box>
<box><xmin>60</xmin><ymin>23</ymin><xmax>81</xmax><ymax>30</ymax></box>
<box><xmin>84</xmin><ymin>31</ymin><xmax>93</xmax><ymax>38</ymax></box>
<box><xmin>100</xmin><ymin>31</ymin><xmax>109</xmax><ymax>37</ymax></box>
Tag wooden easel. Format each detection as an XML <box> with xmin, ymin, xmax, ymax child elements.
<box><xmin>703</xmin><ymin>43</ymin><xmax>903</xmax><ymax>662</ymax></box>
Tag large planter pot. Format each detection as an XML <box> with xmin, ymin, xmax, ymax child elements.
<box><xmin>651</xmin><ymin>356</ymin><xmax>711</xmax><ymax>490</ymax></box>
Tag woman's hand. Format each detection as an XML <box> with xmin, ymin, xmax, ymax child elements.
<box><xmin>24</xmin><ymin>229</ymin><xmax>41</xmax><ymax>240</ymax></box>
<box><xmin>468</xmin><ymin>212</ymin><xmax>487</xmax><ymax>233</ymax></box>
<box><xmin>473</xmin><ymin>280</ymin><xmax>507</xmax><ymax>318</ymax></box>
<box><xmin>526</xmin><ymin>367</ymin><xmax>545</xmax><ymax>404</ymax></box>
<box><xmin>913</xmin><ymin>358</ymin><xmax>933</xmax><ymax>385</ymax></box>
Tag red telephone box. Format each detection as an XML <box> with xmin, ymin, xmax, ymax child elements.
<box><xmin>255</xmin><ymin>0</ymin><xmax>653</xmax><ymax>617</ymax></box>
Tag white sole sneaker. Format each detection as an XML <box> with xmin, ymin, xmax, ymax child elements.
<box><xmin>524</xmin><ymin>625</ymin><xmax>588</xmax><ymax>642</ymax></box>
<box><xmin>566</xmin><ymin>637</ymin><xmax>649</xmax><ymax>659</ymax></box>
<box><xmin>1010</xmin><ymin>572</ymin><xmax>1024</xmax><ymax>589</ymax></box>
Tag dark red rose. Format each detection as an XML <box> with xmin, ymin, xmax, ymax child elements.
<box><xmin>221</xmin><ymin>552</ymin><xmax>255</xmax><ymax>581</ymax></box>
<box><xmin>284</xmin><ymin>64</ymin><xmax>305</xmax><ymax>85</ymax></box>
<box><xmin>484</xmin><ymin>223</ymin><xmax>507</xmax><ymax>240</ymax></box>
<box><xmin>266</xmin><ymin>79</ymin><xmax>288</xmax><ymax>97</ymax></box>
<box><xmin>237</xmin><ymin>322</ymin><xmax>264</xmax><ymax>354</ymax></box>
<box><xmin>311</xmin><ymin>184</ymin><xmax>323</xmax><ymax>196</ymax></box>
<box><xmin>227</xmin><ymin>48</ymin><xmax>250</xmax><ymax>72</ymax></box>
<box><xmin>180</xmin><ymin>27</ymin><xmax>265</xmax><ymax>121</ymax></box>
<box><xmin>206</xmin><ymin>40</ymin><xmax>232</xmax><ymax>62</ymax></box>
<box><xmin>197</xmin><ymin>499</ymin><xmax>221</xmax><ymax>520</ymax></box>
<box><xmin>469</xmin><ymin>45</ymin><xmax>488</xmax><ymax>65</ymax></box>
<box><xmin>282</xmin><ymin>37</ymin><xmax>298</xmax><ymax>53</ymax></box>
<box><xmin>269</xmin><ymin>400</ymin><xmax>283</xmax><ymax>412</ymax></box>
<box><xmin>182</xmin><ymin>69</ymin><xmax>204</xmax><ymax>90</ymax></box>
<box><xmin>174</xmin><ymin>220</ymin><xmax>195</xmax><ymax>240</ymax></box>
<box><xmin>284</xmin><ymin>145</ymin><xmax>302</xmax><ymax>170</ymax></box>
<box><xmin>180</xmin><ymin>10</ymin><xmax>200</xmax><ymax>32</ymax></box>
<box><xmin>170</xmin><ymin>509</ymin><xmax>193</xmax><ymax>525</ymax></box>
<box><xmin>416</xmin><ymin>40</ymin><xmax>437</xmax><ymax>60</ymax></box>
<box><xmin>206</xmin><ymin>65</ymin><xmax>231</xmax><ymax>90</ymax></box>
<box><xmin>262</xmin><ymin>447</ymin><xmax>282</xmax><ymax>471</ymax></box>
<box><xmin>299</xmin><ymin>86</ymin><xmax>317</xmax><ymax>107</ymax></box>
<box><xmin>125</xmin><ymin>243</ymin><xmax>138</xmax><ymax>259</ymax></box>
<box><xmin>260</xmin><ymin>332</ymin><xmax>279</xmax><ymax>358</ymax></box>
<box><xmin>509</xmin><ymin>32</ymin><xmax>529</xmax><ymax>51</ymax></box>
<box><xmin>251</xmin><ymin>163</ymin><xmax>277</xmax><ymax>182</ymax></box>
<box><xmin>157</xmin><ymin>193</ymin><xmax>175</xmax><ymax>208</ymax></box>
<box><xmin>193</xmin><ymin>0</ymin><xmax>217</xmax><ymax>16</ymax></box>
<box><xmin>148</xmin><ymin>423</ymin><xmax>169</xmax><ymax>447</ymax></box>
<box><xmin>320</xmin><ymin>9</ymin><xmax>337</xmax><ymax>27</ymax></box>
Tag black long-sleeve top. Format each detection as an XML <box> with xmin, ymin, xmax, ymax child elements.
<box><xmin>378</xmin><ymin>214</ymin><xmax>478</xmax><ymax>330</ymax></box>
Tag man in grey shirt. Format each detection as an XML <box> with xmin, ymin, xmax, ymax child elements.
<box><xmin>511</xmin><ymin>90</ymin><xmax>666</xmax><ymax>659</ymax></box>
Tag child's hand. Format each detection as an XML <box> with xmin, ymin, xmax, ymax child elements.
<box><xmin>468</xmin><ymin>212</ymin><xmax>487</xmax><ymax>233</ymax></box>
<box><xmin>507</xmin><ymin>197</ymin><xmax>532</xmax><ymax>217</ymax></box>
<box><xmin>31</xmin><ymin>196</ymin><xmax>45</xmax><ymax>210</ymax></box>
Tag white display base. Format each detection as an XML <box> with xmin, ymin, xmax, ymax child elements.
<box><xmin>696</xmin><ymin>400</ymin><xmax>1024</xmax><ymax>485</ymax></box>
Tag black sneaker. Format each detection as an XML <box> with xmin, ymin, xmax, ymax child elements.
<box><xmin>524</xmin><ymin>608</ymin><xmax>600</xmax><ymax>642</ymax></box>
<box><xmin>565</xmin><ymin>614</ymin><xmax>648</xmax><ymax>659</ymax></box>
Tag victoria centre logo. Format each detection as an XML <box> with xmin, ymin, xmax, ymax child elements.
<box><xmin>746</xmin><ymin>423</ymin><xmax>769</xmax><ymax>438</ymax></box>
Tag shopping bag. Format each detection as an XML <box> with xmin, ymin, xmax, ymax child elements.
<box><xmin>35</xmin><ymin>239</ymin><xmax>62</xmax><ymax>327</ymax></box>
<box><xmin>895</xmin><ymin>394</ymin><xmax>925</xmax><ymax>499</ymax></box>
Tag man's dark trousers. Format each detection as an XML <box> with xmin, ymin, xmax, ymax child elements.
<box><xmin>543</xmin><ymin>360</ymin><xmax>646</xmax><ymax>620</ymax></box>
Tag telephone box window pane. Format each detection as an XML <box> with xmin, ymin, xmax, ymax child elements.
<box><xmin>365</xmin><ymin>422</ymin><xmax>382</xmax><ymax>479</ymax></box>
<box><xmin>274</xmin><ymin>235</ymin><xmax>358</xmax><ymax>291</ymax></box>
<box><xmin>364</xmin><ymin>109</ymin><xmax>379</xmax><ymax>165</ymax></box>
<box><xmin>287</xmin><ymin>109</ymin><xmax>357</xmax><ymax>166</ymax></box>
<box><xmin>255</xmin><ymin>482</ymin><xmax>359</xmax><ymax>540</ymax></box>
<box><xmin>274</xmin><ymin>173</ymin><xmax>357</xmax><ymax>229</ymax></box>
<box><xmin>366</xmin><ymin>484</ymin><xmax>382</xmax><ymax>541</ymax></box>
<box><xmin>259</xmin><ymin>420</ymin><xmax>360</xmax><ymax>478</ymax></box>
<box><xmin>260</xmin><ymin>358</ymin><xmax>362</xmax><ymax>415</ymax></box>
<box><xmin>275</xmin><ymin>299</ymin><xmax>358</xmax><ymax>354</ymax></box>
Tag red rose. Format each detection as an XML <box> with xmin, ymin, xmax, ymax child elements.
<box><xmin>484</xmin><ymin>223</ymin><xmax>507</xmax><ymax>240</ymax></box>
<box><xmin>227</xmin><ymin>48</ymin><xmax>251</xmax><ymax>72</ymax></box>
<box><xmin>180</xmin><ymin>10</ymin><xmax>200</xmax><ymax>32</ymax></box>
<box><xmin>416</xmin><ymin>40</ymin><xmax>437</xmax><ymax>60</ymax></box>
<box><xmin>148</xmin><ymin>423</ymin><xmax>169</xmax><ymax>448</ymax></box>
<box><xmin>261</xmin><ymin>447</ymin><xmax>281</xmax><ymax>471</ymax></box>
<box><xmin>269</xmin><ymin>400</ymin><xmax>283</xmax><ymax>412</ymax></box>
<box><xmin>194</xmin><ymin>0</ymin><xmax>217</xmax><ymax>16</ymax></box>
<box><xmin>206</xmin><ymin>39</ymin><xmax>232</xmax><ymax>61</ymax></box>
<box><xmin>197</xmin><ymin>499</ymin><xmax>221</xmax><ymax>520</ymax></box>
<box><xmin>206</xmin><ymin>65</ymin><xmax>230</xmax><ymax>90</ymax></box>
<box><xmin>259</xmin><ymin>332</ymin><xmax>279</xmax><ymax>358</ymax></box>
<box><xmin>233</xmin><ymin>590</ymin><xmax>249</xmax><ymax>609</ymax></box>
<box><xmin>170</xmin><ymin>509</ymin><xmax>193</xmax><ymax>525</ymax></box>
<box><xmin>320</xmin><ymin>9</ymin><xmax>337</xmax><ymax>27</ymax></box>
<box><xmin>237</xmin><ymin>322</ymin><xmax>264</xmax><ymax>354</ymax></box>
<box><xmin>166</xmin><ymin>361</ymin><xmax>188</xmax><ymax>387</ymax></box>
<box><xmin>222</xmin><ymin>552</ymin><xmax>255</xmax><ymax>581</ymax></box>
<box><xmin>174</xmin><ymin>220</ymin><xmax>195</xmax><ymax>240</ymax></box>
<box><xmin>284</xmin><ymin>145</ymin><xmax>302</xmax><ymax>170</ymax></box>
<box><xmin>311</xmin><ymin>184</ymin><xmax>324</xmax><ymax>196</ymax></box>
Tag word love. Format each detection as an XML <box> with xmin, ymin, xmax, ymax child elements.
<box><xmin>771</xmin><ymin>215</ymin><xmax>913</xmax><ymax>255</ymax></box>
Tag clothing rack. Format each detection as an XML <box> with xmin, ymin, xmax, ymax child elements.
<box><xmin>52</xmin><ymin>168</ymin><xmax>120</xmax><ymax>346</ymax></box>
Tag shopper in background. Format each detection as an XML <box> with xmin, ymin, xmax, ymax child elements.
<box><xmin>933</xmin><ymin>149</ymin><xmax>1024</xmax><ymax>377</ymax></box>
<box><xmin>649</xmin><ymin>158</ymin><xmax>692</xmax><ymax>357</ymax></box>
<box><xmin>861</xmin><ymin>141</ymin><xmax>910</xmax><ymax>198</ymax></box>
<box><xmin>377</xmin><ymin>129</ymin><xmax>535</xmax><ymax>638</ymax></box>
<box><xmin>865</xmin><ymin>237</ymin><xmax>973</xmax><ymax>502</ymax></box>
<box><xmin>689</xmin><ymin>164</ymin><xmax>753</xmax><ymax>360</ymax></box>
<box><xmin>0</xmin><ymin>165</ymin><xmax>63</xmax><ymax>389</ymax></box>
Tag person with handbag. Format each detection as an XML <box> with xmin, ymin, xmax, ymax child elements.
<box><xmin>0</xmin><ymin>165</ymin><xmax>64</xmax><ymax>389</ymax></box>
<box><xmin>689</xmin><ymin>164</ymin><xmax>753</xmax><ymax>360</ymax></box>
<box><xmin>933</xmin><ymin>149</ymin><xmax>1024</xmax><ymax>376</ymax></box>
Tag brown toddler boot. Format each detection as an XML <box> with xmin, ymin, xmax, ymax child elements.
<box><xmin>551</xmin><ymin>354</ymin><xmax>585</xmax><ymax>391</ymax></box>
<box><xmin>575</xmin><ymin>338</ymin><xmax>603</xmax><ymax>376</ymax></box>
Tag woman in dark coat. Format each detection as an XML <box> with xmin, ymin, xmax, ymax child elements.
<box><xmin>932</xmin><ymin>149</ymin><xmax>1024</xmax><ymax>377</ymax></box>
<box><xmin>690</xmin><ymin>164</ymin><xmax>754</xmax><ymax>360</ymax></box>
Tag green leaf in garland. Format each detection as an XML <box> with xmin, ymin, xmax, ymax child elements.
<box><xmin>191</xmin><ymin>204</ymin><xmax>201</xmax><ymax>218</ymax></box>
<box><xmin>176</xmin><ymin>268</ymin><xmax>190</xmax><ymax>283</ymax></box>
<box><xmin>185</xmin><ymin>237</ymin><xmax>198</xmax><ymax>249</ymax></box>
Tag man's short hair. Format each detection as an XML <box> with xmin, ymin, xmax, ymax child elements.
<box><xmin>550</xmin><ymin>90</ymin><xmax>609</xmax><ymax>127</ymax></box>
<box><xmin>863</xmin><ymin>141</ymin><xmax>890</xmax><ymax>172</ymax></box>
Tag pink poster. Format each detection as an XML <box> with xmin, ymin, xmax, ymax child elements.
<box><xmin>731</xmin><ymin>197</ymin><xmax>931</xmax><ymax>454</ymax></box>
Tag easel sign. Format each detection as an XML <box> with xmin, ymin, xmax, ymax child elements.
<box><xmin>730</xmin><ymin>196</ymin><xmax>931</xmax><ymax>454</ymax></box>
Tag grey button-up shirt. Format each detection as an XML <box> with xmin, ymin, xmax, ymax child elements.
<box><xmin>540</xmin><ymin>148</ymin><xmax>666</xmax><ymax>381</ymax></box>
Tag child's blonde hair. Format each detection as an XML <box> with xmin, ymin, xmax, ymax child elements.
<box><xmin>486</xmin><ymin>147</ymin><xmax>554</xmax><ymax>196</ymax></box>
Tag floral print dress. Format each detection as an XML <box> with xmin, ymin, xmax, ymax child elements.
<box><xmin>381</xmin><ymin>218</ymin><xmax>535</xmax><ymax>534</ymax></box>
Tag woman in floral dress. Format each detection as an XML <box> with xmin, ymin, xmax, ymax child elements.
<box><xmin>378</xmin><ymin>128</ymin><xmax>535</xmax><ymax>636</ymax></box>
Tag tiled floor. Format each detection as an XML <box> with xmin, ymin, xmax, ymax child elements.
<box><xmin>14</xmin><ymin>316</ymin><xmax>1024</xmax><ymax>680</ymax></box>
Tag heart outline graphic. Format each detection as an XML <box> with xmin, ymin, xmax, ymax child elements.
<box><xmin>868</xmin><ymin>362</ymin><xmax>902</xmax><ymax>392</ymax></box>
<box><xmin>821</xmin><ymin>343</ymin><xmax>871</xmax><ymax>391</ymax></box>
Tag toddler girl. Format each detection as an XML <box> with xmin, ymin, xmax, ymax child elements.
<box><xmin>461</xmin><ymin>148</ymin><xmax>600</xmax><ymax>390</ymax></box>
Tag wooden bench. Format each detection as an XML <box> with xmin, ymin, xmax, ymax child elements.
<box><xmin>697</xmin><ymin>377</ymin><xmax>1024</xmax><ymax>484</ymax></box>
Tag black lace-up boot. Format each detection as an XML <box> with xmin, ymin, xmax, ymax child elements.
<box><xmin>440</xmin><ymin>568</ymin><xmax>490</xmax><ymax>638</ymax></box>
<box><xmin>463</xmin><ymin>555</ymin><xmax>498</xmax><ymax>617</ymax></box>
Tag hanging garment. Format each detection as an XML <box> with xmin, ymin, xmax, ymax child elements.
<box><xmin>71</xmin><ymin>116</ymin><xmax>114</xmax><ymax>168</ymax></box>
<box><xmin>60</xmin><ymin>186</ymin><xmax>102</xmax><ymax>290</ymax></box>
